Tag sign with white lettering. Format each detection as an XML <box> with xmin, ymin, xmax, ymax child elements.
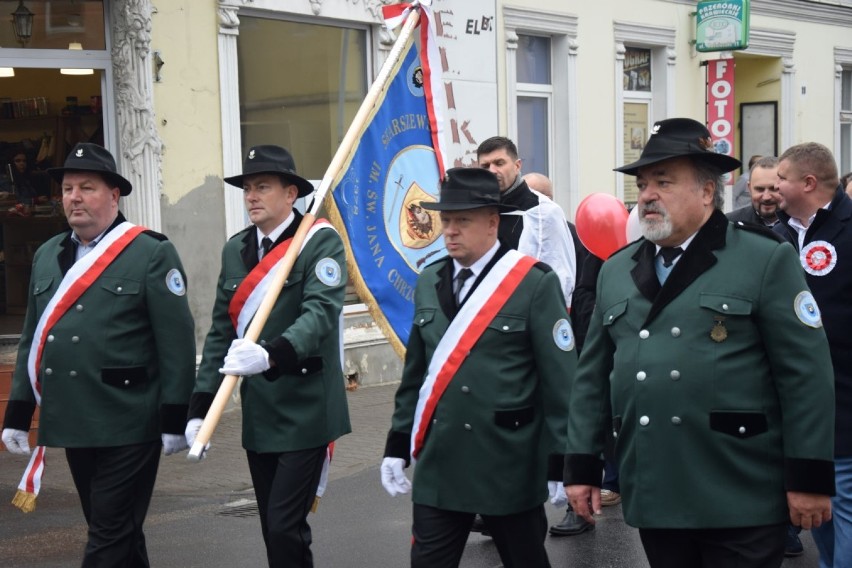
<box><xmin>706</xmin><ymin>59</ymin><xmax>735</xmax><ymax>182</ymax></box>
<box><xmin>695</xmin><ymin>0</ymin><xmax>750</xmax><ymax>53</ymax></box>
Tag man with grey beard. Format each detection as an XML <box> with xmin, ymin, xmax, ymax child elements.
<box><xmin>563</xmin><ymin>118</ymin><xmax>836</xmax><ymax>568</ymax></box>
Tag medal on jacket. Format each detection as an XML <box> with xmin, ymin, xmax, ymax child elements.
<box><xmin>710</xmin><ymin>316</ymin><xmax>727</xmax><ymax>342</ymax></box>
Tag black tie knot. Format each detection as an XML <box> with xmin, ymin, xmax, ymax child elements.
<box><xmin>454</xmin><ymin>268</ymin><xmax>474</xmax><ymax>305</ymax></box>
<box><xmin>659</xmin><ymin>246</ymin><xmax>683</xmax><ymax>268</ymax></box>
<box><xmin>261</xmin><ymin>237</ymin><xmax>273</xmax><ymax>258</ymax></box>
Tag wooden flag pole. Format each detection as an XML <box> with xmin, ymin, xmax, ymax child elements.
<box><xmin>188</xmin><ymin>6</ymin><xmax>422</xmax><ymax>461</ymax></box>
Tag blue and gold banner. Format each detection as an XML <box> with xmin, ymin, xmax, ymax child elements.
<box><xmin>326</xmin><ymin>33</ymin><xmax>446</xmax><ymax>356</ymax></box>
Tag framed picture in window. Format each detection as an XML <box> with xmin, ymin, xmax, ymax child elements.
<box><xmin>740</xmin><ymin>102</ymin><xmax>777</xmax><ymax>163</ymax></box>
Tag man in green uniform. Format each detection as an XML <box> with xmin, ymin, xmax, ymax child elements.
<box><xmin>381</xmin><ymin>167</ymin><xmax>576</xmax><ymax>568</ymax></box>
<box><xmin>1</xmin><ymin>143</ymin><xmax>196</xmax><ymax>567</ymax></box>
<box><xmin>188</xmin><ymin>145</ymin><xmax>350</xmax><ymax>568</ymax></box>
<box><xmin>564</xmin><ymin>118</ymin><xmax>836</xmax><ymax>567</ymax></box>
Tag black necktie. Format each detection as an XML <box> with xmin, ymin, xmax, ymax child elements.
<box><xmin>658</xmin><ymin>246</ymin><xmax>683</xmax><ymax>268</ymax></box>
<box><xmin>454</xmin><ymin>268</ymin><xmax>474</xmax><ymax>306</ymax></box>
<box><xmin>260</xmin><ymin>237</ymin><xmax>273</xmax><ymax>259</ymax></box>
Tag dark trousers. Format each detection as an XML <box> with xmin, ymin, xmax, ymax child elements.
<box><xmin>246</xmin><ymin>446</ymin><xmax>327</xmax><ymax>568</ymax></box>
<box><xmin>411</xmin><ymin>503</ymin><xmax>550</xmax><ymax>568</ymax></box>
<box><xmin>65</xmin><ymin>441</ymin><xmax>161</xmax><ymax>568</ymax></box>
<box><xmin>639</xmin><ymin>523</ymin><xmax>787</xmax><ymax>568</ymax></box>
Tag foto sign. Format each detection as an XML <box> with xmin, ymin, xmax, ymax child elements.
<box><xmin>706</xmin><ymin>59</ymin><xmax>735</xmax><ymax>180</ymax></box>
<box><xmin>695</xmin><ymin>0</ymin><xmax>750</xmax><ymax>53</ymax></box>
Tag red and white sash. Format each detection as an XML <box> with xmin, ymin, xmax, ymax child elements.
<box><xmin>410</xmin><ymin>250</ymin><xmax>537</xmax><ymax>459</ymax></box>
<box><xmin>226</xmin><ymin>219</ymin><xmax>341</xmax><ymax>509</ymax></box>
<box><xmin>14</xmin><ymin>222</ymin><xmax>146</xmax><ymax>512</ymax></box>
<box><xmin>228</xmin><ymin>220</ymin><xmax>336</xmax><ymax>339</ymax></box>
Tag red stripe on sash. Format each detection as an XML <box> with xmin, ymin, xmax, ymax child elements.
<box><xmin>412</xmin><ymin>255</ymin><xmax>537</xmax><ymax>458</ymax></box>
<box><xmin>227</xmin><ymin>237</ymin><xmax>295</xmax><ymax>331</ymax></box>
<box><xmin>33</xmin><ymin>225</ymin><xmax>146</xmax><ymax>391</ymax></box>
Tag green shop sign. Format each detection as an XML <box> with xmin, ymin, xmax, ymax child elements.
<box><xmin>695</xmin><ymin>0</ymin><xmax>750</xmax><ymax>52</ymax></box>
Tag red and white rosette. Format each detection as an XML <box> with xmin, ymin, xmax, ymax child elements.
<box><xmin>801</xmin><ymin>240</ymin><xmax>837</xmax><ymax>276</ymax></box>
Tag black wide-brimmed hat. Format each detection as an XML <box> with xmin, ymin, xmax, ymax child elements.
<box><xmin>224</xmin><ymin>145</ymin><xmax>314</xmax><ymax>197</ymax></box>
<box><xmin>420</xmin><ymin>168</ymin><xmax>517</xmax><ymax>212</ymax></box>
<box><xmin>615</xmin><ymin>118</ymin><xmax>742</xmax><ymax>176</ymax></box>
<box><xmin>47</xmin><ymin>143</ymin><xmax>132</xmax><ymax>196</ymax></box>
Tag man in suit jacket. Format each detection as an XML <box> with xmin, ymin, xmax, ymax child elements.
<box><xmin>727</xmin><ymin>156</ymin><xmax>781</xmax><ymax>227</ymax></box>
<box><xmin>380</xmin><ymin>167</ymin><xmax>576</xmax><ymax>568</ymax></box>
<box><xmin>188</xmin><ymin>145</ymin><xmax>350</xmax><ymax>567</ymax></box>
<box><xmin>1</xmin><ymin>143</ymin><xmax>196</xmax><ymax>567</ymax></box>
<box><xmin>565</xmin><ymin>118</ymin><xmax>836</xmax><ymax>568</ymax></box>
<box><xmin>773</xmin><ymin>142</ymin><xmax>852</xmax><ymax>568</ymax></box>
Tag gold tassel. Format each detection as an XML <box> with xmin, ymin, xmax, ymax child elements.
<box><xmin>11</xmin><ymin>489</ymin><xmax>36</xmax><ymax>513</ymax></box>
<box><xmin>310</xmin><ymin>496</ymin><xmax>321</xmax><ymax>514</ymax></box>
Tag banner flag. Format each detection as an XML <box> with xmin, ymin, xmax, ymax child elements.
<box><xmin>326</xmin><ymin>4</ymin><xmax>447</xmax><ymax>357</ymax></box>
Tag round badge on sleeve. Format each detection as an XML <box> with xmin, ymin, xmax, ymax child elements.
<box><xmin>801</xmin><ymin>241</ymin><xmax>837</xmax><ymax>276</ymax></box>
<box><xmin>794</xmin><ymin>291</ymin><xmax>822</xmax><ymax>328</ymax></box>
<box><xmin>553</xmin><ymin>318</ymin><xmax>575</xmax><ymax>352</ymax></box>
<box><xmin>166</xmin><ymin>268</ymin><xmax>186</xmax><ymax>296</ymax></box>
<box><xmin>316</xmin><ymin>258</ymin><xmax>342</xmax><ymax>287</ymax></box>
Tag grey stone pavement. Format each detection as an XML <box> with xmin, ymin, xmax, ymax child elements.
<box><xmin>0</xmin><ymin>382</ymin><xmax>821</xmax><ymax>567</ymax></box>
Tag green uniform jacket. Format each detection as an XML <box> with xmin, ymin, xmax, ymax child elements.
<box><xmin>565</xmin><ymin>210</ymin><xmax>835</xmax><ymax>529</ymax></box>
<box><xmin>2</xmin><ymin>214</ymin><xmax>197</xmax><ymax>447</ymax></box>
<box><xmin>385</xmin><ymin>246</ymin><xmax>576</xmax><ymax>515</ymax></box>
<box><xmin>191</xmin><ymin>212</ymin><xmax>351</xmax><ymax>453</ymax></box>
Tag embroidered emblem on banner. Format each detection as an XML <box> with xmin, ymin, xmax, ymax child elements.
<box><xmin>316</xmin><ymin>258</ymin><xmax>341</xmax><ymax>287</ymax></box>
<box><xmin>801</xmin><ymin>240</ymin><xmax>837</xmax><ymax>276</ymax></box>
<box><xmin>794</xmin><ymin>291</ymin><xmax>822</xmax><ymax>328</ymax></box>
<box><xmin>553</xmin><ymin>318</ymin><xmax>575</xmax><ymax>351</ymax></box>
<box><xmin>166</xmin><ymin>268</ymin><xmax>186</xmax><ymax>296</ymax></box>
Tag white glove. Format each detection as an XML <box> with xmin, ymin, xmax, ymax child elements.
<box><xmin>219</xmin><ymin>338</ymin><xmax>271</xmax><ymax>376</ymax></box>
<box><xmin>380</xmin><ymin>457</ymin><xmax>412</xmax><ymax>497</ymax></box>
<box><xmin>184</xmin><ymin>418</ymin><xmax>210</xmax><ymax>460</ymax></box>
<box><xmin>548</xmin><ymin>481</ymin><xmax>568</xmax><ymax>507</ymax></box>
<box><xmin>2</xmin><ymin>428</ymin><xmax>31</xmax><ymax>455</ymax></box>
<box><xmin>162</xmin><ymin>433</ymin><xmax>188</xmax><ymax>456</ymax></box>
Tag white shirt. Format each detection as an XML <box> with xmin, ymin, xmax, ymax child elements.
<box><xmin>453</xmin><ymin>240</ymin><xmax>500</xmax><ymax>304</ymax></box>
<box><xmin>788</xmin><ymin>201</ymin><xmax>832</xmax><ymax>250</ymax></box>
<box><xmin>256</xmin><ymin>211</ymin><xmax>295</xmax><ymax>259</ymax></box>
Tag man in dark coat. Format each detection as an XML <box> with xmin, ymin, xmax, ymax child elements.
<box><xmin>1</xmin><ymin>143</ymin><xmax>196</xmax><ymax>567</ymax></box>
<box><xmin>773</xmin><ymin>142</ymin><xmax>852</xmax><ymax>568</ymax></box>
<box><xmin>565</xmin><ymin>119</ymin><xmax>835</xmax><ymax>568</ymax></box>
<box><xmin>727</xmin><ymin>156</ymin><xmax>781</xmax><ymax>227</ymax></box>
<box><xmin>188</xmin><ymin>145</ymin><xmax>350</xmax><ymax>567</ymax></box>
<box><xmin>381</xmin><ymin>168</ymin><xmax>575</xmax><ymax>568</ymax></box>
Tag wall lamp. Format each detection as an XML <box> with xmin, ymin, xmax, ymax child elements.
<box><xmin>11</xmin><ymin>0</ymin><xmax>34</xmax><ymax>47</ymax></box>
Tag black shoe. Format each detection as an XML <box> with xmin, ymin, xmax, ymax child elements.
<box><xmin>470</xmin><ymin>514</ymin><xmax>491</xmax><ymax>537</ymax></box>
<box><xmin>549</xmin><ymin>507</ymin><xmax>594</xmax><ymax>537</ymax></box>
<box><xmin>784</xmin><ymin>525</ymin><xmax>804</xmax><ymax>557</ymax></box>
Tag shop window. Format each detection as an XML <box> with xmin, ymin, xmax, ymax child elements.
<box><xmin>236</xmin><ymin>17</ymin><xmax>368</xmax><ymax>303</ymax></box>
<box><xmin>0</xmin><ymin>0</ymin><xmax>105</xmax><ymax>50</ymax></box>
<box><xmin>622</xmin><ymin>47</ymin><xmax>653</xmax><ymax>206</ymax></box>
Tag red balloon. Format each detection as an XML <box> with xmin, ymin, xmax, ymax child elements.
<box><xmin>575</xmin><ymin>193</ymin><xmax>629</xmax><ymax>260</ymax></box>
